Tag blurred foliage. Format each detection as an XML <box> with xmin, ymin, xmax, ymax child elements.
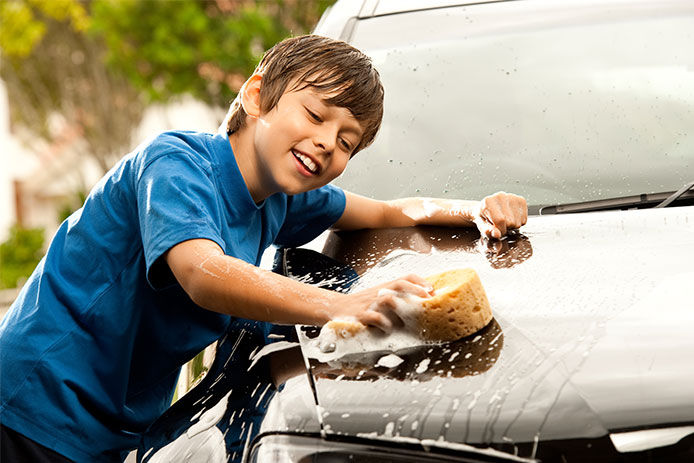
<box><xmin>189</xmin><ymin>350</ymin><xmax>209</xmax><ymax>386</ymax></box>
<box><xmin>0</xmin><ymin>0</ymin><xmax>89</xmax><ymax>58</ymax></box>
<box><xmin>89</xmin><ymin>0</ymin><xmax>334</xmax><ymax>107</ymax></box>
<box><xmin>0</xmin><ymin>225</ymin><xmax>45</xmax><ymax>289</ymax></box>
<box><xmin>0</xmin><ymin>0</ymin><xmax>144</xmax><ymax>174</ymax></box>
<box><xmin>173</xmin><ymin>348</ymin><xmax>211</xmax><ymax>403</ymax></box>
<box><xmin>57</xmin><ymin>189</ymin><xmax>88</xmax><ymax>223</ymax></box>
<box><xmin>0</xmin><ymin>0</ymin><xmax>334</xmax><ymax>177</ymax></box>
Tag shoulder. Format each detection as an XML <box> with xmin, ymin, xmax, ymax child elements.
<box><xmin>135</xmin><ymin>130</ymin><xmax>217</xmax><ymax>176</ymax></box>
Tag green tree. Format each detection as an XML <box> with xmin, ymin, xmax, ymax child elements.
<box><xmin>0</xmin><ymin>225</ymin><xmax>45</xmax><ymax>289</ymax></box>
<box><xmin>0</xmin><ymin>0</ymin><xmax>144</xmax><ymax>174</ymax></box>
<box><xmin>1</xmin><ymin>0</ymin><xmax>334</xmax><ymax>176</ymax></box>
<box><xmin>90</xmin><ymin>0</ymin><xmax>334</xmax><ymax>107</ymax></box>
<box><xmin>0</xmin><ymin>0</ymin><xmax>89</xmax><ymax>58</ymax></box>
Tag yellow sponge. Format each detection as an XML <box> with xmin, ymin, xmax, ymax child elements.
<box><xmin>323</xmin><ymin>268</ymin><xmax>493</xmax><ymax>342</ymax></box>
<box><xmin>420</xmin><ymin>268</ymin><xmax>492</xmax><ymax>341</ymax></box>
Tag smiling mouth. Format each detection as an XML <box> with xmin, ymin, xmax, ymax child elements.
<box><xmin>292</xmin><ymin>149</ymin><xmax>320</xmax><ymax>175</ymax></box>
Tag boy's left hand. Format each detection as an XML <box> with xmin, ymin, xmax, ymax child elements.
<box><xmin>473</xmin><ymin>192</ymin><xmax>527</xmax><ymax>239</ymax></box>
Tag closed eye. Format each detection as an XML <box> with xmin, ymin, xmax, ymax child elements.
<box><xmin>306</xmin><ymin>107</ymin><xmax>322</xmax><ymax>123</ymax></box>
<box><xmin>339</xmin><ymin>138</ymin><xmax>352</xmax><ymax>151</ymax></box>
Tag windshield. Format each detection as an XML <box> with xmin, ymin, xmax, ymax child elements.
<box><xmin>334</xmin><ymin>1</ymin><xmax>694</xmax><ymax>210</ymax></box>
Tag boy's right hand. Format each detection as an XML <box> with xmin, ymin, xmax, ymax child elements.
<box><xmin>330</xmin><ymin>274</ymin><xmax>434</xmax><ymax>333</ymax></box>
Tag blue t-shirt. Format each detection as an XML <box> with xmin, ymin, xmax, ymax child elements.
<box><xmin>0</xmin><ymin>130</ymin><xmax>346</xmax><ymax>462</ymax></box>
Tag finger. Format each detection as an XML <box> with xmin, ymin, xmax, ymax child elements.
<box><xmin>380</xmin><ymin>275</ymin><xmax>432</xmax><ymax>295</ymax></box>
<box><xmin>482</xmin><ymin>211</ymin><xmax>505</xmax><ymax>237</ymax></box>
<box><xmin>388</xmin><ymin>279</ymin><xmax>433</xmax><ymax>297</ymax></box>
<box><xmin>377</xmin><ymin>292</ymin><xmax>399</xmax><ymax>310</ymax></box>
<box><xmin>474</xmin><ymin>215</ymin><xmax>500</xmax><ymax>239</ymax></box>
<box><xmin>489</xmin><ymin>194</ymin><xmax>530</xmax><ymax>233</ymax></box>
<box><xmin>376</xmin><ymin>293</ymin><xmax>405</xmax><ymax>327</ymax></box>
<box><xmin>371</xmin><ymin>292</ymin><xmax>408</xmax><ymax>329</ymax></box>
<box><xmin>400</xmin><ymin>273</ymin><xmax>432</xmax><ymax>290</ymax></box>
<box><xmin>360</xmin><ymin>310</ymin><xmax>394</xmax><ymax>333</ymax></box>
<box><xmin>481</xmin><ymin>201</ymin><xmax>507</xmax><ymax>237</ymax></box>
<box><xmin>505</xmin><ymin>194</ymin><xmax>527</xmax><ymax>229</ymax></box>
<box><xmin>500</xmin><ymin>200</ymin><xmax>516</xmax><ymax>230</ymax></box>
<box><xmin>505</xmin><ymin>198</ymin><xmax>525</xmax><ymax>230</ymax></box>
<box><xmin>381</xmin><ymin>306</ymin><xmax>405</xmax><ymax>329</ymax></box>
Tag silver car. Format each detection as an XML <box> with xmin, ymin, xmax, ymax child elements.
<box><xmin>139</xmin><ymin>1</ymin><xmax>694</xmax><ymax>462</ymax></box>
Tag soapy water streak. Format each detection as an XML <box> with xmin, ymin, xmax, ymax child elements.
<box><xmin>304</xmin><ymin>288</ymin><xmax>440</xmax><ymax>363</ymax></box>
<box><xmin>301</xmin><ymin>246</ymin><xmax>613</xmax><ymax>456</ymax></box>
<box><xmin>401</xmin><ymin>199</ymin><xmax>470</xmax><ymax>223</ymax></box>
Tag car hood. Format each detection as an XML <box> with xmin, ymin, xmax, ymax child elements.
<box><xmin>289</xmin><ymin>206</ymin><xmax>694</xmax><ymax>449</ymax></box>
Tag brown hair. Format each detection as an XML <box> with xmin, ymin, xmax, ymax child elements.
<box><xmin>224</xmin><ymin>35</ymin><xmax>384</xmax><ymax>155</ymax></box>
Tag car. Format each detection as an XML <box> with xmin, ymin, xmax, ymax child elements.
<box><xmin>137</xmin><ymin>0</ymin><xmax>694</xmax><ymax>461</ymax></box>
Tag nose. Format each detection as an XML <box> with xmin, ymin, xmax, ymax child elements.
<box><xmin>313</xmin><ymin>124</ymin><xmax>337</xmax><ymax>154</ymax></box>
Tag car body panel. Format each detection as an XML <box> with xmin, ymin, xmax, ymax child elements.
<box><xmin>285</xmin><ymin>206</ymin><xmax>694</xmax><ymax>451</ymax></box>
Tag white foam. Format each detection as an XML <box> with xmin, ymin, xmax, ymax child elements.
<box><xmin>248</xmin><ymin>341</ymin><xmax>299</xmax><ymax>370</ymax></box>
<box><xmin>303</xmin><ymin>291</ymin><xmax>443</xmax><ymax>362</ymax></box>
<box><xmin>376</xmin><ymin>354</ymin><xmax>405</xmax><ymax>368</ymax></box>
<box><xmin>415</xmin><ymin>358</ymin><xmax>431</xmax><ymax>374</ymax></box>
<box><xmin>307</xmin><ymin>320</ymin><xmax>427</xmax><ymax>362</ymax></box>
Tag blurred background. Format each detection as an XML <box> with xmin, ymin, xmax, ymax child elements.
<box><xmin>0</xmin><ymin>0</ymin><xmax>335</xmax><ymax>308</ymax></box>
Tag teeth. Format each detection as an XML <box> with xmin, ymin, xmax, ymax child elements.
<box><xmin>294</xmin><ymin>151</ymin><xmax>317</xmax><ymax>173</ymax></box>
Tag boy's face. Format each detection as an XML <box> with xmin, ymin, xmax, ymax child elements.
<box><xmin>252</xmin><ymin>85</ymin><xmax>364</xmax><ymax>196</ymax></box>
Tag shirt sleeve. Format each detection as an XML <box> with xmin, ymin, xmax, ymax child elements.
<box><xmin>137</xmin><ymin>152</ymin><xmax>226</xmax><ymax>289</ymax></box>
<box><xmin>273</xmin><ymin>184</ymin><xmax>346</xmax><ymax>248</ymax></box>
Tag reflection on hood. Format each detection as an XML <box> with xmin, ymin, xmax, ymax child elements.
<box><xmin>306</xmin><ymin>318</ymin><xmax>503</xmax><ymax>382</ymax></box>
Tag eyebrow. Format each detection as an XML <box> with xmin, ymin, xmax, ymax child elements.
<box><xmin>340</xmin><ymin>121</ymin><xmax>363</xmax><ymax>138</ymax></box>
<box><xmin>309</xmin><ymin>95</ymin><xmax>363</xmax><ymax>137</ymax></box>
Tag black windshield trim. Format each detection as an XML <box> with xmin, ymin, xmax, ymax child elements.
<box><xmin>539</xmin><ymin>189</ymin><xmax>694</xmax><ymax>215</ymax></box>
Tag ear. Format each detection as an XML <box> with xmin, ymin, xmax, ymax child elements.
<box><xmin>241</xmin><ymin>73</ymin><xmax>263</xmax><ymax>118</ymax></box>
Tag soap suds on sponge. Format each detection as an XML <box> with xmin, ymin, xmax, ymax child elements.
<box><xmin>304</xmin><ymin>268</ymin><xmax>492</xmax><ymax>363</ymax></box>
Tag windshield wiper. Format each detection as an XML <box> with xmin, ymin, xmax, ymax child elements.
<box><xmin>654</xmin><ymin>180</ymin><xmax>694</xmax><ymax>208</ymax></box>
<box><xmin>539</xmin><ymin>182</ymin><xmax>694</xmax><ymax>215</ymax></box>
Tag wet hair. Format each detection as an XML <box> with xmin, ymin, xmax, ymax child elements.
<box><xmin>224</xmin><ymin>34</ymin><xmax>384</xmax><ymax>155</ymax></box>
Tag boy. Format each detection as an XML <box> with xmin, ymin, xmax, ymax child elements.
<box><xmin>0</xmin><ymin>35</ymin><xmax>526</xmax><ymax>462</ymax></box>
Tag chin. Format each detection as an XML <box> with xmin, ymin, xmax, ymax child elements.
<box><xmin>287</xmin><ymin>177</ymin><xmax>331</xmax><ymax>195</ymax></box>
<box><xmin>281</xmin><ymin>183</ymin><xmax>319</xmax><ymax>196</ymax></box>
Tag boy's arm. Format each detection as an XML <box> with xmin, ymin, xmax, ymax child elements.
<box><xmin>165</xmin><ymin>238</ymin><xmax>432</xmax><ymax>330</ymax></box>
<box><xmin>334</xmin><ymin>191</ymin><xmax>528</xmax><ymax>238</ymax></box>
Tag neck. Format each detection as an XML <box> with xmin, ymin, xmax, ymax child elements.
<box><xmin>228</xmin><ymin>126</ymin><xmax>272</xmax><ymax>204</ymax></box>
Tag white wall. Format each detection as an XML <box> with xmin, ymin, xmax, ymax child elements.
<box><xmin>134</xmin><ymin>94</ymin><xmax>226</xmax><ymax>144</ymax></box>
<box><xmin>0</xmin><ymin>79</ymin><xmax>39</xmax><ymax>242</ymax></box>
<box><xmin>0</xmin><ymin>81</ymin><xmax>225</xmax><ymax>242</ymax></box>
